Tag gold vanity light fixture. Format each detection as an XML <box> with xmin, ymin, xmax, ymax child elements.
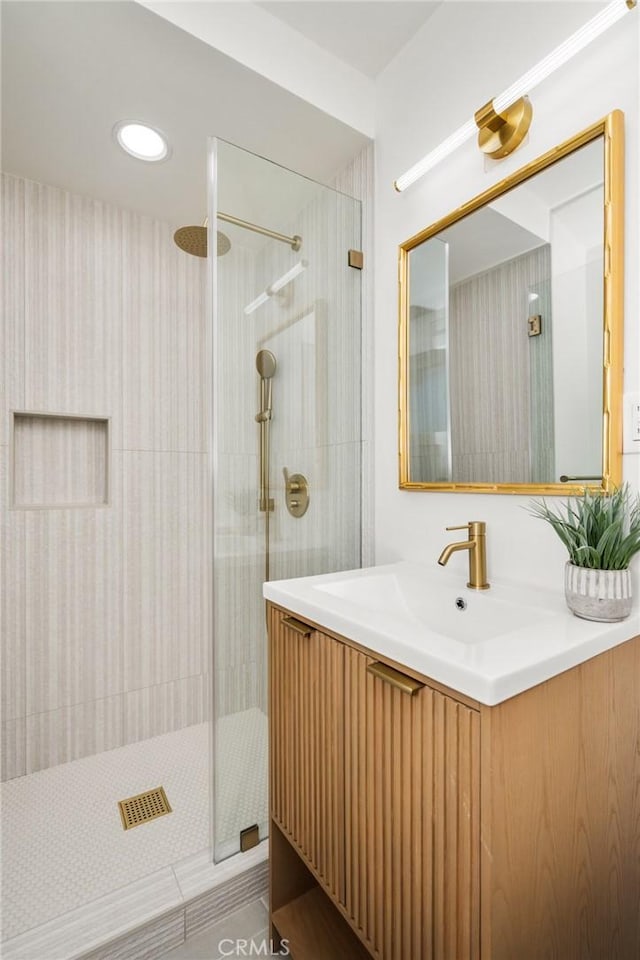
<box><xmin>394</xmin><ymin>0</ymin><xmax>636</xmax><ymax>192</ymax></box>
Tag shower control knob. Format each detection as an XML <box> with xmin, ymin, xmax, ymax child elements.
<box><xmin>283</xmin><ymin>468</ymin><xmax>309</xmax><ymax>518</ymax></box>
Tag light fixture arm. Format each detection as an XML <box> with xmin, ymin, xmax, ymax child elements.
<box><xmin>474</xmin><ymin>96</ymin><xmax>533</xmax><ymax>160</ymax></box>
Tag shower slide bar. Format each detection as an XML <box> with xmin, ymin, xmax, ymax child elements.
<box><xmin>256</xmin><ymin>350</ymin><xmax>277</xmax><ymax>582</ymax></box>
<box><xmin>217</xmin><ymin>212</ymin><xmax>302</xmax><ymax>251</ymax></box>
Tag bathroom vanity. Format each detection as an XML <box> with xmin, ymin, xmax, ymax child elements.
<box><xmin>264</xmin><ymin>564</ymin><xmax>640</xmax><ymax>960</ymax></box>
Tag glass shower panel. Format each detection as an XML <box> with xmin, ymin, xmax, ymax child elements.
<box><xmin>209</xmin><ymin>139</ymin><xmax>362</xmax><ymax>861</ymax></box>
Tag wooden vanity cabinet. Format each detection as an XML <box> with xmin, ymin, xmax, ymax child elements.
<box><xmin>269</xmin><ymin>608</ymin><xmax>345</xmax><ymax>904</ymax></box>
<box><xmin>342</xmin><ymin>645</ymin><xmax>479</xmax><ymax>960</ymax></box>
<box><xmin>268</xmin><ymin>602</ymin><xmax>640</xmax><ymax>960</ymax></box>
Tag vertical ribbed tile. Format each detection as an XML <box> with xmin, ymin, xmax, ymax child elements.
<box><xmin>1</xmin><ymin>173</ymin><xmax>26</xmax><ymax>446</ymax></box>
<box><xmin>215</xmin><ymin>246</ymin><xmax>258</xmax><ymax>457</ymax></box>
<box><xmin>123</xmin><ymin>451</ymin><xmax>208</xmax><ymax>694</ymax></box>
<box><xmin>449</xmin><ymin>244</ymin><xmax>551</xmax><ymax>484</ymax></box>
<box><xmin>528</xmin><ymin>262</ymin><xmax>555</xmax><ymax>482</ymax></box>
<box><xmin>24</xmin><ymin>451</ymin><xmax>123</xmax><ymax>717</ymax></box>
<box><xmin>213</xmin><ymin>449</ymin><xmax>263</xmax><ymax>720</ymax></box>
<box><xmin>1</xmin><ymin>444</ymin><xmax>26</xmax><ymax>730</ymax></box>
<box><xmin>1</xmin><ymin>173</ymin><xmax>27</xmax><ymax>768</ymax></box>
<box><xmin>267</xmin><ymin>441</ymin><xmax>362</xmax><ymax>585</ymax></box>
<box><xmin>212</xmin><ymin>142</ymin><xmax>364</xmax><ymax>859</ymax></box>
<box><xmin>23</xmin><ymin>178</ymin><xmax>123</xmax><ymax>446</ymax></box>
<box><xmin>13</xmin><ymin>413</ymin><xmax>109</xmax><ymax>507</ymax></box>
<box><xmin>1</xmin><ymin>717</ymin><xmax>27</xmax><ymax>781</ymax></box>
<box><xmin>82</xmin><ymin>908</ymin><xmax>186</xmax><ymax>960</ymax></box>
<box><xmin>122</xmin><ymin>214</ymin><xmax>207</xmax><ymax>453</ymax></box>
<box><xmin>333</xmin><ymin>143</ymin><xmax>373</xmax><ymax>564</ymax></box>
<box><xmin>408</xmin><ymin>302</ymin><xmax>450</xmax><ymax>483</ymax></box>
<box><xmin>184</xmin><ymin>863</ymin><xmax>269</xmax><ymax>940</ymax></box>
<box><xmin>4</xmin><ymin>174</ymin><xmax>211</xmax><ymax>775</ymax></box>
<box><xmin>214</xmin><ymin>663</ymin><xmax>263</xmax><ymax>720</ymax></box>
<box><xmin>25</xmin><ymin>694</ymin><xmax>125</xmax><ymax>774</ymax></box>
<box><xmin>124</xmin><ymin>674</ymin><xmax>208</xmax><ymax>744</ymax></box>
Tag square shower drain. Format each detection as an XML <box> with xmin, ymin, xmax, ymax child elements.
<box><xmin>118</xmin><ymin>786</ymin><xmax>172</xmax><ymax>830</ymax></box>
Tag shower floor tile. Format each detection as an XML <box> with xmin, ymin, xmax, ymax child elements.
<box><xmin>0</xmin><ymin>709</ymin><xmax>268</xmax><ymax>944</ymax></box>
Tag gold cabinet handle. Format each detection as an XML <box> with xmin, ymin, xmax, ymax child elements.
<box><xmin>366</xmin><ymin>661</ymin><xmax>424</xmax><ymax>695</ymax></box>
<box><xmin>281</xmin><ymin>615</ymin><xmax>313</xmax><ymax>637</ymax></box>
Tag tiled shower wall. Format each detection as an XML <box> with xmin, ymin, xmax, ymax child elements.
<box><xmin>0</xmin><ymin>172</ymin><xmax>210</xmax><ymax>779</ymax></box>
<box><xmin>449</xmin><ymin>244</ymin><xmax>553</xmax><ymax>483</ymax></box>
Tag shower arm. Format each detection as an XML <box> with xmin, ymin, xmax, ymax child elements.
<box><xmin>217</xmin><ymin>212</ymin><xmax>302</xmax><ymax>251</ymax></box>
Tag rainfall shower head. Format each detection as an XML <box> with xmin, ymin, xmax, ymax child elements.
<box><xmin>173</xmin><ymin>225</ymin><xmax>231</xmax><ymax>258</ymax></box>
<box><xmin>256</xmin><ymin>349</ymin><xmax>276</xmax><ymax>379</ymax></box>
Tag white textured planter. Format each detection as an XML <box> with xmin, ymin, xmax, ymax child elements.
<box><xmin>564</xmin><ymin>562</ymin><xmax>633</xmax><ymax>622</ymax></box>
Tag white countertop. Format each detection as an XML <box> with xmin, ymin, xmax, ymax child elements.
<box><xmin>263</xmin><ymin>561</ymin><xmax>640</xmax><ymax>705</ymax></box>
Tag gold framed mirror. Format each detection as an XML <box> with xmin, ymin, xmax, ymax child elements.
<box><xmin>398</xmin><ymin>111</ymin><xmax>624</xmax><ymax>495</ymax></box>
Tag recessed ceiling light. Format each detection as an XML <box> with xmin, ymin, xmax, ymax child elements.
<box><xmin>113</xmin><ymin>120</ymin><xmax>170</xmax><ymax>162</ymax></box>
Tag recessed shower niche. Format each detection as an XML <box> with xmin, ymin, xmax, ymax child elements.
<box><xmin>12</xmin><ymin>412</ymin><xmax>110</xmax><ymax>509</ymax></box>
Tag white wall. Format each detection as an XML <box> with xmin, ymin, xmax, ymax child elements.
<box><xmin>138</xmin><ymin>0</ymin><xmax>375</xmax><ymax>137</ymax></box>
<box><xmin>374</xmin><ymin>1</ymin><xmax>639</xmax><ymax>592</ymax></box>
<box><xmin>550</xmin><ymin>189</ymin><xmax>604</xmax><ymax>478</ymax></box>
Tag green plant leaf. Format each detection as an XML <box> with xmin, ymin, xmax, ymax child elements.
<box><xmin>526</xmin><ymin>484</ymin><xmax>640</xmax><ymax>570</ymax></box>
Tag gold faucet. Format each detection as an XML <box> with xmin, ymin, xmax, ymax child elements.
<box><xmin>437</xmin><ymin>521</ymin><xmax>490</xmax><ymax>590</ymax></box>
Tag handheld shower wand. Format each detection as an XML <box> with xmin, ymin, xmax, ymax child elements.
<box><xmin>255</xmin><ymin>349</ymin><xmax>276</xmax><ymax>422</ymax></box>
<box><xmin>255</xmin><ymin>369</ymin><xmax>273</xmax><ymax>422</ymax></box>
<box><xmin>255</xmin><ymin>350</ymin><xmax>276</xmax><ymax>513</ymax></box>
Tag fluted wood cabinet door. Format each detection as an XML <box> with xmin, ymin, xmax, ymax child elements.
<box><xmin>343</xmin><ymin>647</ymin><xmax>481</xmax><ymax>960</ymax></box>
<box><xmin>269</xmin><ymin>607</ymin><xmax>344</xmax><ymax>904</ymax></box>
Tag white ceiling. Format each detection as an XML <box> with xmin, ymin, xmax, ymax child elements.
<box><xmin>412</xmin><ymin>137</ymin><xmax>605</xmax><ymax>301</ymax></box>
<box><xmin>258</xmin><ymin>1</ymin><xmax>441</xmax><ymax>77</ymax></box>
<box><xmin>1</xmin><ymin>1</ymin><xmax>370</xmax><ymax>229</ymax></box>
<box><xmin>441</xmin><ymin>208</ymin><xmax>545</xmax><ymax>285</ymax></box>
<box><xmin>525</xmin><ymin>138</ymin><xmax>603</xmax><ymax>208</ymax></box>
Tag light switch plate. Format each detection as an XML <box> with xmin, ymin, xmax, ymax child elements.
<box><xmin>622</xmin><ymin>392</ymin><xmax>640</xmax><ymax>453</ymax></box>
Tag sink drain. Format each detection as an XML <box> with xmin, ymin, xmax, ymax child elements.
<box><xmin>455</xmin><ymin>597</ymin><xmax>467</xmax><ymax>611</ymax></box>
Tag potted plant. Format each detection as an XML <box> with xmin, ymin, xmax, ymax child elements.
<box><xmin>528</xmin><ymin>484</ymin><xmax>640</xmax><ymax>622</ymax></box>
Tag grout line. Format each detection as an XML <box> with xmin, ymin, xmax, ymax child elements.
<box><xmin>10</xmin><ymin>676</ymin><xmax>210</xmax><ymax>723</ymax></box>
<box><xmin>171</xmin><ymin>863</ymin><xmax>187</xmax><ymax>906</ymax></box>
<box><xmin>115</xmin><ymin>448</ymin><xmax>209</xmax><ymax>456</ymax></box>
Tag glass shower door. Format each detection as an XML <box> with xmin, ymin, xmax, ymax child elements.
<box><xmin>209</xmin><ymin>139</ymin><xmax>362</xmax><ymax>861</ymax></box>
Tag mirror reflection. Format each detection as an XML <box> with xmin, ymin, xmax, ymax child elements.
<box><xmin>405</xmin><ymin>137</ymin><xmax>604</xmax><ymax>487</ymax></box>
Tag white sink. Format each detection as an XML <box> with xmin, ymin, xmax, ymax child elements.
<box><xmin>263</xmin><ymin>561</ymin><xmax>638</xmax><ymax>705</ymax></box>
<box><xmin>315</xmin><ymin>567</ymin><xmax>551</xmax><ymax>645</ymax></box>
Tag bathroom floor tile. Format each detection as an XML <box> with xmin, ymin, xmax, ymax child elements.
<box><xmin>162</xmin><ymin>899</ymin><xmax>276</xmax><ymax>959</ymax></box>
